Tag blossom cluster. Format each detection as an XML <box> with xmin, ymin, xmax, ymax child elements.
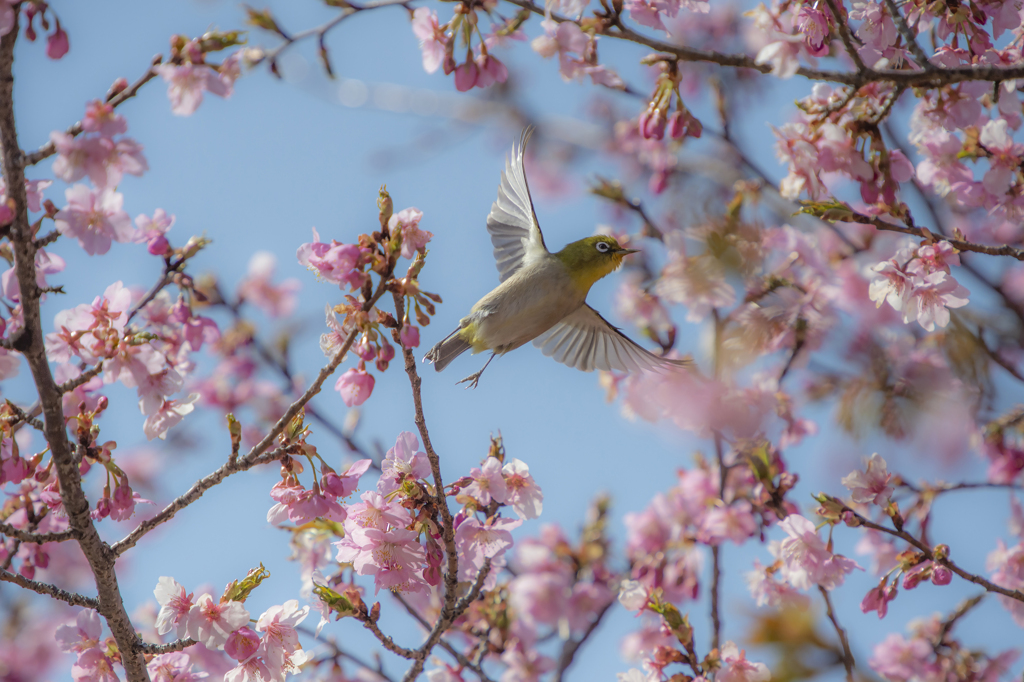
<box><xmin>297</xmin><ymin>198</ymin><xmax>437</xmax><ymax>407</ymax></box>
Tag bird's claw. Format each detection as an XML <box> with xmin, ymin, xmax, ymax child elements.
<box><xmin>457</xmin><ymin>372</ymin><xmax>483</xmax><ymax>389</ymax></box>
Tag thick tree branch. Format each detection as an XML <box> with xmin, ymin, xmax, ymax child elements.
<box><xmin>0</xmin><ymin>14</ymin><xmax>150</xmax><ymax>682</ymax></box>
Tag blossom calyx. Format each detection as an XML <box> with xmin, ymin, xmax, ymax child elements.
<box><xmin>377</xmin><ymin>185</ymin><xmax>393</xmax><ymax>230</ymax></box>
<box><xmin>221</xmin><ymin>563</ymin><xmax>270</xmax><ymax>603</ymax></box>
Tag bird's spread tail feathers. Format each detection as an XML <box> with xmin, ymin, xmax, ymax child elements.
<box><xmin>423</xmin><ymin>328</ymin><xmax>471</xmax><ymax>372</ymax></box>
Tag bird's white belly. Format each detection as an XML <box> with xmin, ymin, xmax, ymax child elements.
<box><xmin>465</xmin><ymin>259</ymin><xmax>585</xmax><ymax>353</ymax></box>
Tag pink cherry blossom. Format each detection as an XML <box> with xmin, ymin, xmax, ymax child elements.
<box><xmin>902</xmin><ymin>270</ymin><xmax>969</xmax><ymax>331</ymax></box>
<box><xmin>54</xmin><ymin>185</ymin><xmax>134</xmax><ymax>255</ymax></box>
<box><xmin>617</xmin><ymin>579</ymin><xmax>649</xmax><ymax>611</ymax></box>
<box><xmin>411</xmin><ymin>8</ymin><xmax>447</xmax><ymax>74</ymax></box>
<box><xmin>698</xmin><ymin>501</ymin><xmax>757</xmax><ymax>545</ymax></box>
<box><xmin>56</xmin><ymin>609</ymin><xmax>102</xmax><ymax>653</ymax></box>
<box><xmin>237</xmin><ymin>252</ymin><xmax>301</xmax><ymax>318</ymax></box>
<box><xmin>502</xmin><ymin>458</ymin><xmax>543</xmax><ymax>519</ymax></box>
<box><xmin>500</xmin><ymin>643</ymin><xmax>555</xmax><ymax>682</ymax></box>
<box><xmin>987</xmin><ymin>539</ymin><xmax>1024</xmax><ymax>625</ymax></box>
<box><xmin>335</xmin><ymin>367</ymin><xmax>374</xmax><ymax>407</ymax></box>
<box><xmin>321</xmin><ymin>458</ymin><xmax>371</xmax><ymax>498</ymax></box>
<box><xmin>772</xmin><ymin>514</ymin><xmax>859</xmax><ymax>590</ymax></box>
<box><xmin>337</xmin><ymin>525</ymin><xmax>428</xmax><ymax>594</ymax></box>
<box><xmin>72</xmin><ymin>647</ymin><xmax>120</xmax><ymax>682</ymax></box>
<box><xmin>296</xmin><ymin>228</ymin><xmax>368</xmax><ymax>290</ymax></box>
<box><xmin>143</xmin><ymin>393</ymin><xmax>200</xmax><ymax>441</ymax></box>
<box><xmin>154</xmin><ymin>63</ymin><xmax>234</xmax><ymax>116</ymax></box>
<box><xmin>147</xmin><ymin>652</ymin><xmax>207</xmax><ymax>682</ymax></box>
<box><xmin>186</xmin><ymin>594</ymin><xmax>251</xmax><ymax>649</ymax></box>
<box><xmin>860</xmin><ymin>578</ymin><xmax>897</xmax><ymax>618</ymax></box>
<box><xmin>379</xmin><ymin>431</ymin><xmax>431</xmax><ymax>493</ymax></box>
<box><xmin>134</xmin><ymin>209</ymin><xmax>174</xmax><ymax>255</ymax></box>
<box><xmin>869</xmin><ymin>633</ymin><xmax>934</xmax><ymax>681</ymax></box>
<box><xmin>154</xmin><ymin>576</ymin><xmax>194</xmax><ymax>638</ymax></box>
<box><xmin>83</xmin><ymin>100</ymin><xmax>127</xmax><ymax>137</ymax></box>
<box><xmin>256</xmin><ymin>600</ymin><xmax>309</xmax><ymax>674</ymax></box>
<box><xmin>745</xmin><ymin>560</ymin><xmax>810</xmax><ymax>608</ymax></box>
<box><xmin>344</xmin><ymin>490</ymin><xmax>412</xmax><ymax>530</ymax></box>
<box><xmin>463</xmin><ymin>458</ymin><xmax>508</xmax><ymax>505</ymax></box>
<box><xmin>841</xmin><ymin>453</ymin><xmax>894</xmax><ymax>505</ymax></box>
<box><xmin>718</xmin><ymin>642</ymin><xmax>771</xmax><ymax>682</ymax></box>
<box><xmin>455</xmin><ymin>516</ymin><xmax>521</xmax><ymax>583</ymax></box>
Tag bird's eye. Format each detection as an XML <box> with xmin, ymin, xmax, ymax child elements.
<box><xmin>596</xmin><ymin>242</ymin><xmax>611</xmax><ymax>253</ymax></box>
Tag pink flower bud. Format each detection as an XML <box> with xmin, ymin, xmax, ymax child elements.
<box><xmin>378</xmin><ymin>342</ymin><xmax>395</xmax><ymax>362</ymax></box>
<box><xmin>454</xmin><ymin>60</ymin><xmax>479</xmax><ymax>92</ymax></box>
<box><xmin>931</xmin><ymin>565</ymin><xmax>952</xmax><ymax>585</ymax></box>
<box><xmin>46</xmin><ymin>23</ymin><xmax>69</xmax><ymax>60</ymax></box>
<box><xmin>335</xmin><ymin>368</ymin><xmax>375</xmax><ymax>407</ymax></box>
<box><xmin>147</xmin><ymin>235</ymin><xmax>170</xmax><ymax>256</ymax></box>
<box><xmin>639</xmin><ymin>108</ymin><xmax>665</xmax><ymax>140</ymax></box>
<box><xmin>400</xmin><ymin>324</ymin><xmax>420</xmax><ymax>349</ymax></box>
<box><xmin>225</xmin><ymin>626</ymin><xmax>261</xmax><ymax>662</ymax></box>
<box><xmin>649</xmin><ymin>170</ymin><xmax>669</xmax><ymax>195</ymax></box>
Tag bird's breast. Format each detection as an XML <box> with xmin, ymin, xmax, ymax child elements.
<box><xmin>463</xmin><ymin>258</ymin><xmax>586</xmax><ymax>353</ymax></box>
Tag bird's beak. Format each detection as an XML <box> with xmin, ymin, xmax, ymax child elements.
<box><xmin>618</xmin><ymin>248</ymin><xmax>640</xmax><ymax>255</ymax></box>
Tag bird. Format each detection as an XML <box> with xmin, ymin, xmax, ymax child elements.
<box><xmin>423</xmin><ymin>128</ymin><xmax>692</xmax><ymax>388</ymax></box>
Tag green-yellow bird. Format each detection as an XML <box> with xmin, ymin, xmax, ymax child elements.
<box><xmin>423</xmin><ymin>129</ymin><xmax>692</xmax><ymax>388</ymax></box>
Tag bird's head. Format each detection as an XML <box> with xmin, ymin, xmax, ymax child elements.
<box><xmin>556</xmin><ymin>236</ymin><xmax>639</xmax><ymax>294</ymax></box>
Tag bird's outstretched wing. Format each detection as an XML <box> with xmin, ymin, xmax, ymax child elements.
<box><xmin>532</xmin><ymin>304</ymin><xmax>693</xmax><ymax>373</ymax></box>
<box><xmin>486</xmin><ymin>127</ymin><xmax>548</xmax><ymax>283</ymax></box>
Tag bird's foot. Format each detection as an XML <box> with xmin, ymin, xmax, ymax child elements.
<box><xmin>457</xmin><ymin>371</ymin><xmax>483</xmax><ymax>389</ymax></box>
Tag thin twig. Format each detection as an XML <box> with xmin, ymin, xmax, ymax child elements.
<box><xmin>25</xmin><ymin>57</ymin><xmax>162</xmax><ymax>166</ymax></box>
<box><xmin>882</xmin><ymin>0</ymin><xmax>932</xmax><ymax>68</ymax></box>
<box><xmin>111</xmin><ymin>274</ymin><xmax>394</xmax><ymax>556</ymax></box>
<box><xmin>843</xmin><ymin>505</ymin><xmax>1024</xmax><ymax>603</ymax></box>
<box><xmin>0</xmin><ymin>520</ymin><xmax>76</xmax><ymax>544</ymax></box>
<box><xmin>824</xmin><ymin>0</ymin><xmax>867</xmax><ymax>73</ymax></box>
<box><xmin>818</xmin><ymin>586</ymin><xmax>855</xmax><ymax>681</ymax></box>
<box><xmin>505</xmin><ymin>0</ymin><xmax>1024</xmax><ymax>87</ymax></box>
<box><xmin>554</xmin><ymin>600</ymin><xmax>615</xmax><ymax>682</ymax></box>
<box><xmin>392</xmin><ymin>594</ymin><xmax>497</xmax><ymax>682</ymax></box>
<box><xmin>0</xmin><ymin>567</ymin><xmax>99</xmax><ymax>608</ymax></box>
<box><xmin>835</xmin><ymin>209</ymin><xmax>1024</xmax><ymax>261</ymax></box>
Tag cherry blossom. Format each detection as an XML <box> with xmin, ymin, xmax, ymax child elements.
<box><xmin>772</xmin><ymin>514</ymin><xmax>859</xmax><ymax>590</ymax></box>
<box><xmin>154</xmin><ymin>576</ymin><xmax>194</xmax><ymax>638</ymax></box>
<box><xmin>335</xmin><ymin>367</ymin><xmax>375</xmax><ymax>407</ymax></box>
<box><xmin>841</xmin><ymin>453</ymin><xmax>894</xmax><ymax>505</ymax></box>
<box><xmin>54</xmin><ymin>185</ymin><xmax>134</xmax><ymax>255</ymax></box>
<box><xmin>186</xmin><ymin>594</ymin><xmax>250</xmax><ymax>649</ymax></box>
<box><xmin>502</xmin><ymin>458</ymin><xmax>544</xmax><ymax>519</ymax></box>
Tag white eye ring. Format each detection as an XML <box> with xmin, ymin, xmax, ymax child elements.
<box><xmin>596</xmin><ymin>242</ymin><xmax>611</xmax><ymax>253</ymax></box>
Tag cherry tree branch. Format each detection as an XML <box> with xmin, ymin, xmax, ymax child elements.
<box><xmin>553</xmin><ymin>600</ymin><xmax>615</xmax><ymax>682</ymax></box>
<box><xmin>111</xmin><ymin>272</ymin><xmax>394</xmax><ymax>556</ymax></box>
<box><xmin>819</xmin><ymin>206</ymin><xmax>1024</xmax><ymax>261</ymax></box>
<box><xmin>818</xmin><ymin>586</ymin><xmax>855</xmax><ymax>682</ymax></box>
<box><xmin>392</xmin><ymin>594</ymin><xmax>497</xmax><ymax>682</ymax></box>
<box><xmin>881</xmin><ymin>0</ymin><xmax>932</xmax><ymax>69</ymax></box>
<box><xmin>0</xmin><ymin>520</ymin><xmax>76</xmax><ymax>544</ymax></box>
<box><xmin>24</xmin><ymin>56</ymin><xmax>162</xmax><ymax>166</ymax></box>
<box><xmin>138</xmin><ymin>638</ymin><xmax>198</xmax><ymax>655</ymax></box>
<box><xmin>0</xmin><ymin>567</ymin><xmax>99</xmax><ymax>608</ymax></box>
<box><xmin>823</xmin><ymin>0</ymin><xmax>866</xmax><ymax>72</ymax></box>
<box><xmin>505</xmin><ymin>0</ymin><xmax>1024</xmax><ymax>87</ymax></box>
<box><xmin>840</xmin><ymin>503</ymin><xmax>1024</xmax><ymax>603</ymax></box>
